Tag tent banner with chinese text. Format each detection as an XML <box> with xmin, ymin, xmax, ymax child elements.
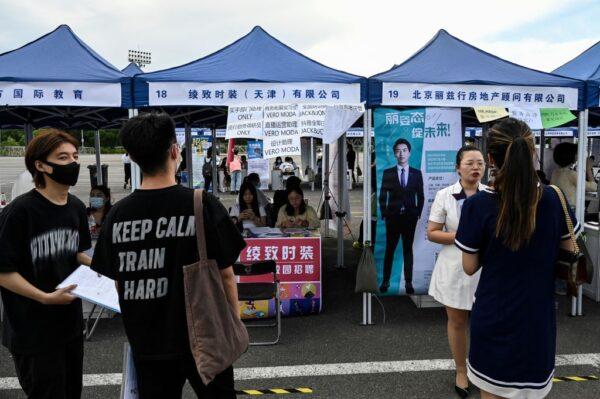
<box><xmin>238</xmin><ymin>237</ymin><xmax>322</xmax><ymax>318</ymax></box>
<box><xmin>374</xmin><ymin>107</ymin><xmax>462</xmax><ymax>296</ymax></box>
<box><xmin>0</xmin><ymin>82</ymin><xmax>121</xmax><ymax>106</ymax></box>
<box><xmin>381</xmin><ymin>83</ymin><xmax>578</xmax><ymax>110</ymax></box>
<box><xmin>149</xmin><ymin>82</ymin><xmax>361</xmax><ymax>106</ymax></box>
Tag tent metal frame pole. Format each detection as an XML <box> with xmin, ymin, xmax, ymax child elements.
<box><xmin>24</xmin><ymin>124</ymin><xmax>34</xmax><ymax>146</ymax></box>
<box><xmin>573</xmin><ymin>109</ymin><xmax>588</xmax><ymax>317</ymax></box>
<box><xmin>322</xmin><ymin>144</ymin><xmax>330</xmax><ymax>238</ymax></box>
<box><xmin>185</xmin><ymin>124</ymin><xmax>193</xmax><ymax>189</ymax></box>
<box><xmin>310</xmin><ymin>137</ymin><xmax>315</xmax><ymax>191</ymax></box>
<box><xmin>539</xmin><ymin>129</ymin><xmax>545</xmax><ymax>171</ymax></box>
<box><xmin>336</xmin><ymin>135</ymin><xmax>347</xmax><ymax>269</ymax></box>
<box><xmin>94</xmin><ymin>129</ymin><xmax>102</xmax><ymax>186</ymax></box>
<box><xmin>211</xmin><ymin>126</ymin><xmax>218</xmax><ymax>196</ymax></box>
<box><xmin>361</xmin><ymin>109</ymin><xmax>374</xmax><ymax>326</ymax></box>
<box><xmin>128</xmin><ymin>109</ymin><xmax>141</xmax><ymax>190</ymax></box>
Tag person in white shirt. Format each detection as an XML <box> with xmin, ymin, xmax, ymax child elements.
<box><xmin>229</xmin><ymin>181</ymin><xmax>266</xmax><ymax>229</ymax></box>
<box><xmin>122</xmin><ymin>153</ymin><xmax>131</xmax><ymax>189</ymax></box>
<box><xmin>11</xmin><ymin>170</ymin><xmax>35</xmax><ymax>200</ymax></box>
<box><xmin>427</xmin><ymin>145</ymin><xmax>486</xmax><ymax>397</ymax></box>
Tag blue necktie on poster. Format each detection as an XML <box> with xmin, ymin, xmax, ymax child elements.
<box><xmin>401</xmin><ymin>168</ymin><xmax>406</xmax><ymax>188</ymax></box>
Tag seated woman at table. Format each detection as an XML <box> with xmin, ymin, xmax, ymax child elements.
<box><xmin>276</xmin><ymin>186</ymin><xmax>319</xmax><ymax>229</ymax></box>
<box><xmin>230</xmin><ymin>181</ymin><xmax>266</xmax><ymax>229</ymax></box>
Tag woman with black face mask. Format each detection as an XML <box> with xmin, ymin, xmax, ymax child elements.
<box><xmin>0</xmin><ymin>129</ymin><xmax>92</xmax><ymax>399</ymax></box>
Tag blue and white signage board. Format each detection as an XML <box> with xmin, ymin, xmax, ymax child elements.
<box><xmin>346</xmin><ymin>127</ymin><xmax>374</xmax><ymax>138</ymax></box>
<box><xmin>381</xmin><ymin>83</ymin><xmax>578</xmax><ymax>110</ymax></box>
<box><xmin>148</xmin><ymin>82</ymin><xmax>361</xmax><ymax>106</ymax></box>
<box><xmin>588</xmin><ymin>128</ymin><xmax>600</xmax><ymax>138</ymax></box>
<box><xmin>0</xmin><ymin>82</ymin><xmax>121</xmax><ymax>106</ymax></box>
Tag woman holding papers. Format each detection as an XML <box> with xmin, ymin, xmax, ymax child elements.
<box><xmin>230</xmin><ymin>181</ymin><xmax>266</xmax><ymax>229</ymax></box>
<box><xmin>276</xmin><ymin>186</ymin><xmax>319</xmax><ymax>229</ymax></box>
<box><xmin>0</xmin><ymin>129</ymin><xmax>92</xmax><ymax>399</ymax></box>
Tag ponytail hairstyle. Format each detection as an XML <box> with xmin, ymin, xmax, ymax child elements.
<box><xmin>487</xmin><ymin>118</ymin><xmax>541</xmax><ymax>251</ymax></box>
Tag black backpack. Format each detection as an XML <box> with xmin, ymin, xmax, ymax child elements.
<box><xmin>202</xmin><ymin>159</ymin><xmax>212</xmax><ymax>179</ymax></box>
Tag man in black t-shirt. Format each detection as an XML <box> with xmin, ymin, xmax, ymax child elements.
<box><xmin>0</xmin><ymin>129</ymin><xmax>92</xmax><ymax>399</ymax></box>
<box><xmin>91</xmin><ymin>113</ymin><xmax>246</xmax><ymax>399</ymax></box>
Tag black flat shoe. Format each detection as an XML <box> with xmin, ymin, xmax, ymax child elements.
<box><xmin>454</xmin><ymin>384</ymin><xmax>470</xmax><ymax>398</ymax></box>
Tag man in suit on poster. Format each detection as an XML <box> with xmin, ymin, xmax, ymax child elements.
<box><xmin>378</xmin><ymin>138</ymin><xmax>424</xmax><ymax>294</ymax></box>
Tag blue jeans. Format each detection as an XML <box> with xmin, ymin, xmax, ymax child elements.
<box><xmin>231</xmin><ymin>170</ymin><xmax>242</xmax><ymax>192</ymax></box>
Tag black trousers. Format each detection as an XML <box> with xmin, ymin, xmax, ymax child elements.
<box><xmin>204</xmin><ymin>176</ymin><xmax>212</xmax><ymax>191</ymax></box>
<box><xmin>135</xmin><ymin>353</ymin><xmax>236</xmax><ymax>399</ymax></box>
<box><xmin>124</xmin><ymin>163</ymin><xmax>131</xmax><ymax>185</ymax></box>
<box><xmin>382</xmin><ymin>214</ymin><xmax>417</xmax><ymax>284</ymax></box>
<box><xmin>13</xmin><ymin>335</ymin><xmax>84</xmax><ymax>399</ymax></box>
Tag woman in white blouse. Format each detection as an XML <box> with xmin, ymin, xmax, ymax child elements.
<box><xmin>427</xmin><ymin>145</ymin><xmax>485</xmax><ymax>398</ymax></box>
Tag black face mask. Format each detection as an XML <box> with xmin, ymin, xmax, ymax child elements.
<box><xmin>43</xmin><ymin>161</ymin><xmax>80</xmax><ymax>186</ymax></box>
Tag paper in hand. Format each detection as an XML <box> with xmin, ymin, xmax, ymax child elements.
<box><xmin>57</xmin><ymin>265</ymin><xmax>120</xmax><ymax>313</ymax></box>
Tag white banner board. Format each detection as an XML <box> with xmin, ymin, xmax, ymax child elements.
<box><xmin>509</xmin><ymin>107</ymin><xmax>543</xmax><ymax>129</ymax></box>
<box><xmin>382</xmin><ymin>83</ymin><xmax>578</xmax><ymax>110</ymax></box>
<box><xmin>263</xmin><ymin>104</ymin><xmax>301</xmax><ymax>159</ymax></box>
<box><xmin>0</xmin><ymin>82</ymin><xmax>122</xmax><ymax>106</ymax></box>
<box><xmin>323</xmin><ymin>104</ymin><xmax>365</xmax><ymax>144</ymax></box>
<box><xmin>226</xmin><ymin>105</ymin><xmax>264</xmax><ymax>139</ymax></box>
<box><xmin>247</xmin><ymin>158</ymin><xmax>270</xmax><ymax>188</ymax></box>
<box><xmin>148</xmin><ymin>82</ymin><xmax>361</xmax><ymax>106</ymax></box>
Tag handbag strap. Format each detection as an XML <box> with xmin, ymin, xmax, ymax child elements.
<box><xmin>549</xmin><ymin>185</ymin><xmax>580</xmax><ymax>253</ymax></box>
<box><xmin>193</xmin><ymin>189</ymin><xmax>208</xmax><ymax>261</ymax></box>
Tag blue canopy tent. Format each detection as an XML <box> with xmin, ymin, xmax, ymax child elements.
<box><xmin>122</xmin><ymin>62</ymin><xmax>143</xmax><ymax>77</ymax></box>
<box><xmin>134</xmin><ymin>27</ymin><xmax>368</xmax><ymax>320</ymax></box>
<box><xmin>0</xmin><ymin>25</ymin><xmax>132</xmax><ymax>132</ymax></box>
<box><xmin>369</xmin><ymin>29</ymin><xmax>586</xmax><ymax>110</ymax></box>
<box><xmin>553</xmin><ymin>40</ymin><xmax>600</xmax><ymax>109</ymax></box>
<box><xmin>134</xmin><ymin>25</ymin><xmax>366</xmax><ymax>126</ymax></box>
<box><xmin>0</xmin><ymin>25</ymin><xmax>133</xmax><ymax>187</ymax></box>
<box><xmin>367</xmin><ymin>29</ymin><xmax>588</xmax><ymax>316</ymax></box>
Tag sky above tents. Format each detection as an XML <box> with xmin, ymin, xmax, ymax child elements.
<box><xmin>0</xmin><ymin>0</ymin><xmax>598</xmax><ymax>78</ymax></box>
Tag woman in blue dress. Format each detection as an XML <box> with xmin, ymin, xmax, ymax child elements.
<box><xmin>455</xmin><ymin>118</ymin><xmax>579</xmax><ymax>399</ymax></box>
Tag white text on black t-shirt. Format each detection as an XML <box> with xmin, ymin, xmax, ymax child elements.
<box><xmin>113</xmin><ymin>216</ymin><xmax>195</xmax><ymax>301</ymax></box>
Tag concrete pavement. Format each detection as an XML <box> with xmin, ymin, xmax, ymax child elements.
<box><xmin>1</xmin><ymin>154</ymin><xmax>599</xmax><ymax>398</ymax></box>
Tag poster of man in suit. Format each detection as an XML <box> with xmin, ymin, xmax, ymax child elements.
<box><xmin>379</xmin><ymin>138</ymin><xmax>424</xmax><ymax>294</ymax></box>
<box><xmin>374</xmin><ymin>107</ymin><xmax>462</xmax><ymax>295</ymax></box>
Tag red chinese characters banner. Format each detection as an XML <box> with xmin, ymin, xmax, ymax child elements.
<box><xmin>238</xmin><ymin>237</ymin><xmax>321</xmax><ymax>318</ymax></box>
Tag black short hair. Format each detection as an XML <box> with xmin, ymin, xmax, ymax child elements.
<box><xmin>553</xmin><ymin>142</ymin><xmax>577</xmax><ymax>167</ymax></box>
<box><xmin>393</xmin><ymin>138</ymin><xmax>411</xmax><ymax>152</ymax></box>
<box><xmin>120</xmin><ymin>113</ymin><xmax>176</xmax><ymax>175</ymax></box>
<box><xmin>455</xmin><ymin>145</ymin><xmax>482</xmax><ymax>167</ymax></box>
<box><xmin>285</xmin><ymin>175</ymin><xmax>301</xmax><ymax>190</ymax></box>
<box><xmin>246</xmin><ymin>172</ymin><xmax>260</xmax><ymax>185</ymax></box>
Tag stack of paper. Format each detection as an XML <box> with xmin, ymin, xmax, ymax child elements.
<box><xmin>57</xmin><ymin>266</ymin><xmax>120</xmax><ymax>313</ymax></box>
